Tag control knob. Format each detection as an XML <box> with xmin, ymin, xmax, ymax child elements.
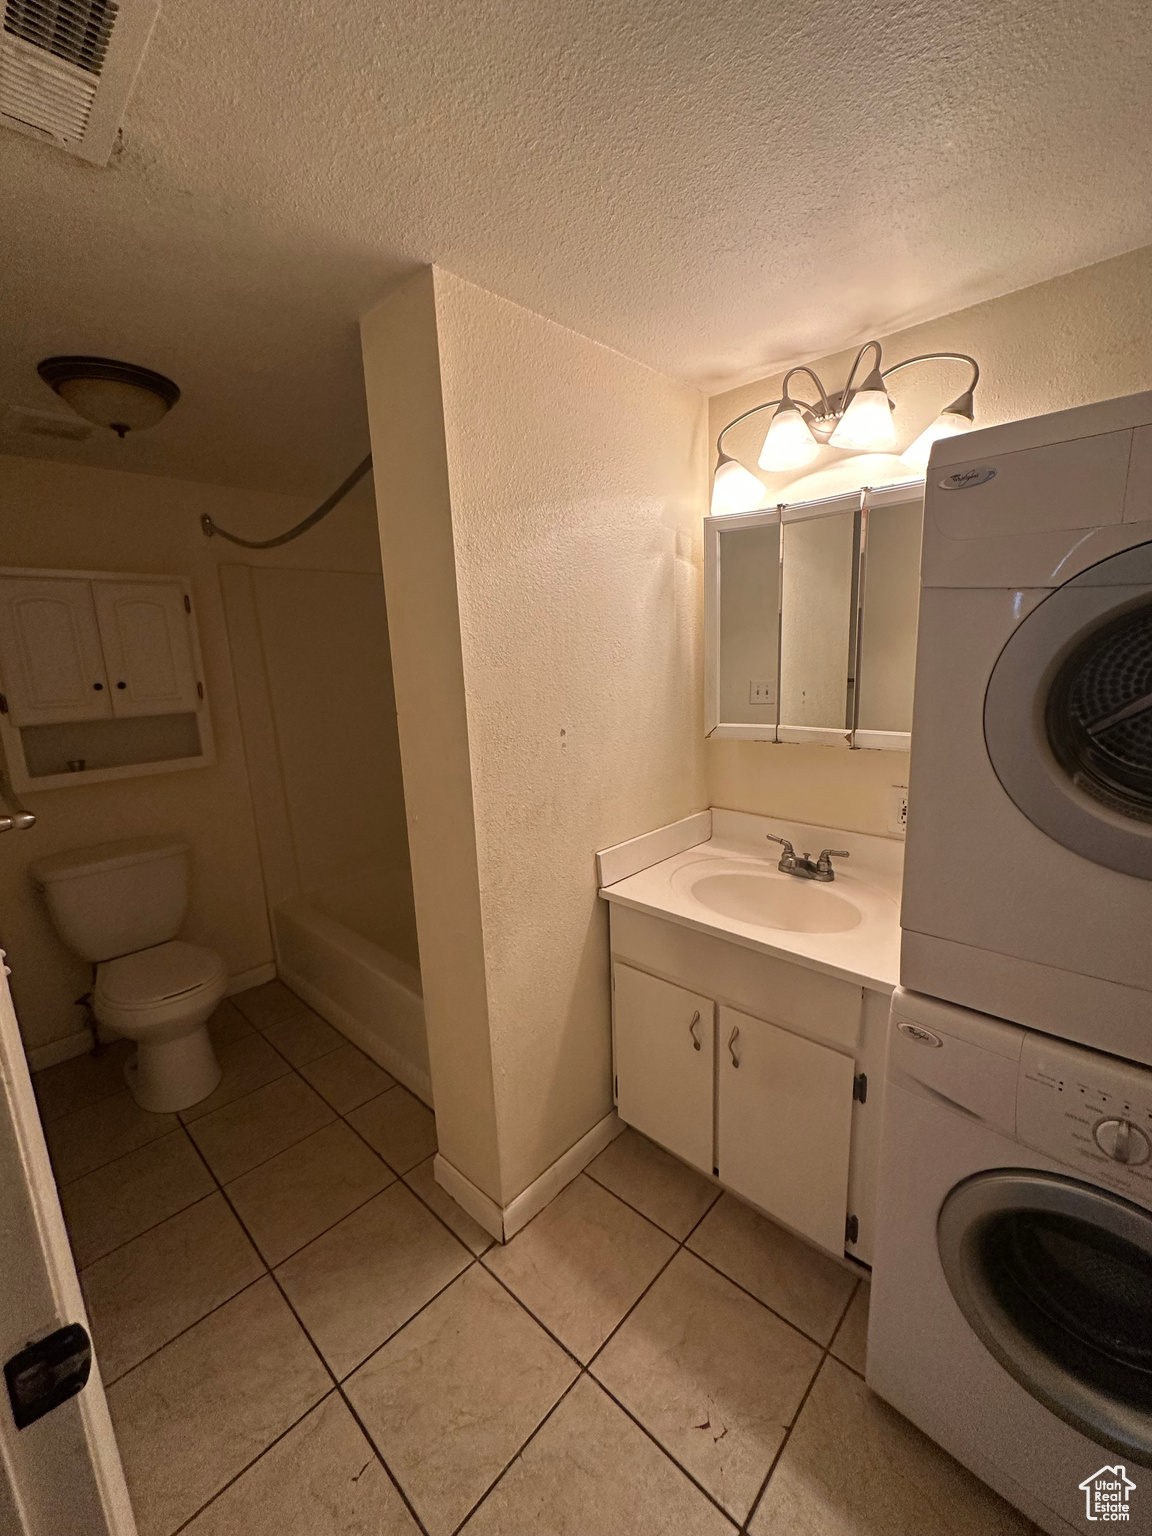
<box><xmin>1093</xmin><ymin>1118</ymin><xmax>1151</xmax><ymax>1166</ymax></box>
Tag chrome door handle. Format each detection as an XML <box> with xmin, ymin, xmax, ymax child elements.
<box><xmin>728</xmin><ymin>1025</ymin><xmax>740</xmax><ymax>1068</ymax></box>
<box><xmin>0</xmin><ymin>771</ymin><xmax>34</xmax><ymax>832</ymax></box>
<box><xmin>689</xmin><ymin>1011</ymin><xmax>702</xmax><ymax>1051</ymax></box>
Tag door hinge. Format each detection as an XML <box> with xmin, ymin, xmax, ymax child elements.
<box><xmin>0</xmin><ymin>692</ymin><xmax>7</xmax><ymax>715</ymax></box>
<box><xmin>613</xmin><ymin>1074</ymin><xmax>618</xmax><ymax>1100</ymax></box>
<box><xmin>196</xmin><ymin>681</ymin><xmax>204</xmax><ymax>700</ymax></box>
<box><xmin>853</xmin><ymin>1072</ymin><xmax>868</xmax><ymax>1104</ymax></box>
<box><xmin>5</xmin><ymin>1324</ymin><xmax>92</xmax><ymax>1430</ymax></box>
<box><xmin>184</xmin><ymin>594</ymin><xmax>191</xmax><ymax>613</ymax></box>
<box><xmin>845</xmin><ymin>1213</ymin><xmax>859</xmax><ymax>1245</ymax></box>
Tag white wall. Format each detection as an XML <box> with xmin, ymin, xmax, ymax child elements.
<box><xmin>708</xmin><ymin>243</ymin><xmax>1152</xmax><ymax>833</ymax></box>
<box><xmin>363</xmin><ymin>267</ymin><xmax>708</xmax><ymax>1206</ymax></box>
<box><xmin>0</xmin><ymin>453</ymin><xmax>385</xmax><ymax>1056</ymax></box>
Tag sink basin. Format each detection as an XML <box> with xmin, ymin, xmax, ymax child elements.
<box><xmin>681</xmin><ymin>868</ymin><xmax>863</xmax><ymax>934</ymax></box>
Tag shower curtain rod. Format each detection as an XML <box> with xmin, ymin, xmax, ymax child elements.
<box><xmin>200</xmin><ymin>454</ymin><xmax>373</xmax><ymax>550</ymax></box>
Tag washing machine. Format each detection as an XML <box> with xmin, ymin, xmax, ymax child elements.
<box><xmin>902</xmin><ymin>389</ymin><xmax>1152</xmax><ymax>1065</ymax></box>
<box><xmin>867</xmin><ymin>987</ymin><xmax>1152</xmax><ymax>1535</ymax></box>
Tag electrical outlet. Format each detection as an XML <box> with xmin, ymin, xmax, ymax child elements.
<box><xmin>889</xmin><ymin>786</ymin><xmax>908</xmax><ymax>837</ymax></box>
<box><xmin>749</xmin><ymin>678</ymin><xmax>776</xmax><ymax>706</ymax></box>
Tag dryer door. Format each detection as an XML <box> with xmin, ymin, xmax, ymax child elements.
<box><xmin>938</xmin><ymin>1169</ymin><xmax>1152</xmax><ymax>1465</ymax></box>
<box><xmin>985</xmin><ymin>539</ymin><xmax>1152</xmax><ymax>878</ymax></box>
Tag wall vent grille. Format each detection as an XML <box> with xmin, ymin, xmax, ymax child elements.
<box><xmin>0</xmin><ymin>0</ymin><xmax>158</xmax><ymax>162</ymax></box>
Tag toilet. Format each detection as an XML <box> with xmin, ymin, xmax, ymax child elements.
<box><xmin>31</xmin><ymin>836</ymin><xmax>227</xmax><ymax>1113</ymax></box>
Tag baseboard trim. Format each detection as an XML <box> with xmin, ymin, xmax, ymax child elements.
<box><xmin>434</xmin><ymin>1109</ymin><xmax>625</xmax><ymax>1245</ymax></box>
<box><xmin>27</xmin><ymin>1028</ymin><xmax>92</xmax><ymax>1072</ymax></box>
<box><xmin>226</xmin><ymin>962</ymin><xmax>277</xmax><ymax>996</ymax></box>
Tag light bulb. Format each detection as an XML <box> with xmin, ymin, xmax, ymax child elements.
<box><xmin>757</xmin><ymin>403</ymin><xmax>819</xmax><ymax>472</ymax></box>
<box><xmin>710</xmin><ymin>454</ymin><xmax>765</xmax><ymax>514</ymax></box>
<box><xmin>899</xmin><ymin>409</ymin><xmax>974</xmax><ymax>470</ymax></box>
<box><xmin>828</xmin><ymin>388</ymin><xmax>896</xmax><ymax>450</ymax></box>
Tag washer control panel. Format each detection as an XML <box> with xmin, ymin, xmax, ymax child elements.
<box><xmin>1016</xmin><ymin>1032</ymin><xmax>1152</xmax><ymax>1207</ymax></box>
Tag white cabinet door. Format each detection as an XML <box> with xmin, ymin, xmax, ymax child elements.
<box><xmin>718</xmin><ymin>1004</ymin><xmax>854</xmax><ymax>1255</ymax></box>
<box><xmin>93</xmin><ymin>581</ymin><xmax>199</xmax><ymax>717</ymax></box>
<box><xmin>0</xmin><ymin>578</ymin><xmax>111</xmax><ymax>725</ymax></box>
<box><xmin>613</xmin><ymin>962</ymin><xmax>715</xmax><ymax>1175</ymax></box>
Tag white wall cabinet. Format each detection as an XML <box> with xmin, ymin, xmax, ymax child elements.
<box><xmin>0</xmin><ymin>568</ymin><xmax>213</xmax><ymax>791</ymax></box>
<box><xmin>717</xmin><ymin>1004</ymin><xmax>855</xmax><ymax>1255</ymax></box>
<box><xmin>612</xmin><ymin>962</ymin><xmax>714</xmax><ymax>1175</ymax></box>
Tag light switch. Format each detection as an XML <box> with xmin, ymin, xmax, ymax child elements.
<box><xmin>749</xmin><ymin>679</ymin><xmax>776</xmax><ymax>706</ymax></box>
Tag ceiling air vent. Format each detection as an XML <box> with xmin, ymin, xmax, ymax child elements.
<box><xmin>0</xmin><ymin>0</ymin><xmax>160</xmax><ymax>164</ymax></box>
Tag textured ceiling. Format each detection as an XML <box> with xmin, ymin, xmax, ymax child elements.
<box><xmin>1</xmin><ymin>0</ymin><xmax>1150</xmax><ymax>495</ymax></box>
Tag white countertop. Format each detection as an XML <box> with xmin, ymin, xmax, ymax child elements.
<box><xmin>599</xmin><ymin>809</ymin><xmax>902</xmax><ymax>992</ymax></box>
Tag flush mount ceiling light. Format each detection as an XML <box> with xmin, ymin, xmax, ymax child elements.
<box><xmin>37</xmin><ymin>356</ymin><xmax>181</xmax><ymax>438</ymax></box>
<box><xmin>711</xmin><ymin>342</ymin><xmax>979</xmax><ymax>512</ymax></box>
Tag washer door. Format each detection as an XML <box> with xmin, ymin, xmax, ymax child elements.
<box><xmin>938</xmin><ymin>1170</ymin><xmax>1152</xmax><ymax>1464</ymax></box>
<box><xmin>985</xmin><ymin>540</ymin><xmax>1152</xmax><ymax>878</ymax></box>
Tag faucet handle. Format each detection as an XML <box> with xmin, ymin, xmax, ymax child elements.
<box><xmin>815</xmin><ymin>848</ymin><xmax>849</xmax><ymax>878</ymax></box>
<box><xmin>765</xmin><ymin>834</ymin><xmax>794</xmax><ymax>855</ymax></box>
<box><xmin>818</xmin><ymin>848</ymin><xmax>849</xmax><ymax>861</ymax></box>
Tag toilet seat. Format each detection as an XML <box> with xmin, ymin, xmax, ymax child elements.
<box><xmin>96</xmin><ymin>940</ymin><xmax>226</xmax><ymax>1012</ymax></box>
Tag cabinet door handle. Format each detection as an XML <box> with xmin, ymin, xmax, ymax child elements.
<box><xmin>688</xmin><ymin>1011</ymin><xmax>702</xmax><ymax>1051</ymax></box>
<box><xmin>728</xmin><ymin>1025</ymin><xmax>740</xmax><ymax>1068</ymax></box>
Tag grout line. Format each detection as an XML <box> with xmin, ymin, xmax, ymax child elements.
<box><xmin>100</xmin><ymin>1269</ymin><xmax>270</xmax><ymax>1389</ymax></box>
<box><xmin>583</xmin><ymin>1160</ymin><xmax>723</xmax><ymax>1240</ymax></box>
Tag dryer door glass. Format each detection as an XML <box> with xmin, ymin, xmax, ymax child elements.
<box><xmin>984</xmin><ymin>539</ymin><xmax>1152</xmax><ymax>878</ymax></box>
<box><xmin>939</xmin><ymin>1170</ymin><xmax>1152</xmax><ymax>1464</ymax></box>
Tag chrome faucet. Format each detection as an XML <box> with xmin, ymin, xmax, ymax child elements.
<box><xmin>765</xmin><ymin>835</ymin><xmax>849</xmax><ymax>882</ymax></box>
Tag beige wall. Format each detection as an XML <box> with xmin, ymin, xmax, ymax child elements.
<box><xmin>708</xmin><ymin>243</ymin><xmax>1152</xmax><ymax>832</ymax></box>
<box><xmin>363</xmin><ymin>267</ymin><xmax>708</xmax><ymax>1206</ymax></box>
<box><xmin>0</xmin><ymin>453</ymin><xmax>384</xmax><ymax>1055</ymax></box>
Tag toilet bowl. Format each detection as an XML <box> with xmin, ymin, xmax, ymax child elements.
<box><xmin>95</xmin><ymin>940</ymin><xmax>226</xmax><ymax>1112</ymax></box>
<box><xmin>31</xmin><ymin>836</ymin><xmax>227</xmax><ymax>1114</ymax></box>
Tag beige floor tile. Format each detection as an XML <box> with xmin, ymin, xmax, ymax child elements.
<box><xmin>749</xmin><ymin>1358</ymin><xmax>1041</xmax><ymax>1536</ymax></box>
<box><xmin>276</xmin><ymin>1181</ymin><xmax>470</xmax><ymax>1378</ymax></box>
<box><xmin>687</xmin><ymin>1194</ymin><xmax>856</xmax><ymax>1345</ymax></box>
<box><xmin>187</xmin><ymin>1074</ymin><xmax>335</xmax><ymax>1183</ymax></box>
<box><xmin>32</xmin><ymin>1039</ymin><xmax>134</xmax><ymax>1124</ymax></box>
<box><xmin>61</xmin><ymin>1129</ymin><xmax>215</xmax><ymax>1267</ymax></box>
<box><xmin>182</xmin><ymin>1394</ymin><xmax>419</xmax><ymax>1536</ymax></box>
<box><xmin>347</xmin><ymin>1086</ymin><xmax>437</xmax><ymax>1174</ymax></box>
<box><xmin>231</xmin><ymin>978</ymin><xmax>308</xmax><ymax>1029</ymax></box>
<box><xmin>180</xmin><ymin>1031</ymin><xmax>291</xmax><ymax>1123</ymax></box>
<box><xmin>300</xmin><ymin>1041</ymin><xmax>395</xmax><ymax>1113</ymax></box>
<box><xmin>81</xmin><ymin>1192</ymin><xmax>264</xmax><ymax>1381</ymax></box>
<box><xmin>460</xmin><ymin>1375</ymin><xmax>735</xmax><ymax>1536</ymax></box>
<box><xmin>830</xmin><ymin>1282</ymin><xmax>869</xmax><ymax>1375</ymax></box>
<box><xmin>227</xmin><ymin>1120</ymin><xmax>395</xmax><ymax>1265</ymax></box>
<box><xmin>107</xmin><ymin>1276</ymin><xmax>328</xmax><ymax>1536</ymax></box>
<box><xmin>347</xmin><ymin>1265</ymin><xmax>578</xmax><ymax>1535</ymax></box>
<box><xmin>207</xmin><ymin>999</ymin><xmax>254</xmax><ymax>1048</ymax></box>
<box><xmin>593</xmin><ymin>1249</ymin><xmax>821</xmax><ymax>1522</ymax></box>
<box><xmin>46</xmin><ymin>1090</ymin><xmax>176</xmax><ymax>1186</ymax></box>
<box><xmin>483</xmin><ymin>1174</ymin><xmax>675</xmax><ymax>1362</ymax></box>
<box><xmin>261</xmin><ymin>1008</ymin><xmax>344</xmax><ymax>1066</ymax></box>
<box><xmin>586</xmin><ymin>1127</ymin><xmax>721</xmax><ymax>1239</ymax></box>
<box><xmin>404</xmin><ymin>1156</ymin><xmax>494</xmax><ymax>1255</ymax></box>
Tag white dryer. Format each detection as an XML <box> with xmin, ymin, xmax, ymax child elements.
<box><xmin>902</xmin><ymin>389</ymin><xmax>1152</xmax><ymax>1064</ymax></box>
<box><xmin>868</xmin><ymin>988</ymin><xmax>1152</xmax><ymax>1536</ymax></box>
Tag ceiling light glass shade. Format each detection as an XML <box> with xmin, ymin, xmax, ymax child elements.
<box><xmin>711</xmin><ymin>454</ymin><xmax>765</xmax><ymax>514</ymax></box>
<box><xmin>37</xmin><ymin>357</ymin><xmax>180</xmax><ymax>438</ymax></box>
<box><xmin>757</xmin><ymin>402</ymin><xmax>819</xmax><ymax>472</ymax></box>
<box><xmin>828</xmin><ymin>387</ymin><xmax>896</xmax><ymax>450</ymax></box>
<box><xmin>899</xmin><ymin>408</ymin><xmax>974</xmax><ymax>470</ymax></box>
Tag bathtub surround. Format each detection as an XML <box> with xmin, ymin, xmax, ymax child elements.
<box><xmin>708</xmin><ymin>242</ymin><xmax>1152</xmax><ymax>836</ymax></box>
<box><xmin>361</xmin><ymin>267</ymin><xmax>708</xmax><ymax>1223</ymax></box>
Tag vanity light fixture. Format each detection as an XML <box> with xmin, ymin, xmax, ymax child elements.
<box><xmin>712</xmin><ymin>343</ymin><xmax>980</xmax><ymax>509</ymax></box>
<box><xmin>37</xmin><ymin>356</ymin><xmax>181</xmax><ymax>438</ymax></box>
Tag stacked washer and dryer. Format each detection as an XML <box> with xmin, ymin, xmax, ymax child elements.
<box><xmin>867</xmin><ymin>391</ymin><xmax>1152</xmax><ymax>1535</ymax></box>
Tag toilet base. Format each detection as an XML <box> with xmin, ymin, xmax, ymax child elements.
<box><xmin>125</xmin><ymin>1025</ymin><xmax>222</xmax><ymax>1113</ymax></box>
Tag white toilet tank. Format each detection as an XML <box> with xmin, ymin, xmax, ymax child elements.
<box><xmin>31</xmin><ymin>836</ymin><xmax>191</xmax><ymax>962</ymax></box>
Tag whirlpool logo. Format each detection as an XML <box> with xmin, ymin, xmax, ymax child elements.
<box><xmin>938</xmin><ymin>466</ymin><xmax>997</xmax><ymax>490</ymax></box>
<box><xmin>1079</xmin><ymin>1465</ymin><xmax>1136</xmax><ymax>1522</ymax></box>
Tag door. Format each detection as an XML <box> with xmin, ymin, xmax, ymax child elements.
<box><xmin>718</xmin><ymin>1004</ymin><xmax>855</xmax><ymax>1255</ymax></box>
<box><xmin>0</xmin><ymin>578</ymin><xmax>112</xmax><ymax>725</ymax></box>
<box><xmin>612</xmin><ymin>962</ymin><xmax>714</xmax><ymax>1175</ymax></box>
<box><xmin>92</xmin><ymin>581</ymin><xmax>199</xmax><ymax>718</ymax></box>
<box><xmin>0</xmin><ymin>951</ymin><xmax>136</xmax><ymax>1534</ymax></box>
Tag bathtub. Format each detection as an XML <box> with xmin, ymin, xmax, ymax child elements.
<box><xmin>272</xmin><ymin>866</ymin><xmax>431</xmax><ymax>1105</ymax></box>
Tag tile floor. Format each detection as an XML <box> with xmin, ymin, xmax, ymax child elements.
<box><xmin>33</xmin><ymin>979</ymin><xmax>1041</xmax><ymax>1536</ymax></box>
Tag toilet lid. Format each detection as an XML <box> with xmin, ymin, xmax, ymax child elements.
<box><xmin>96</xmin><ymin>941</ymin><xmax>226</xmax><ymax>1010</ymax></box>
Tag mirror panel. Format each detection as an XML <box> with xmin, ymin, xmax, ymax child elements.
<box><xmin>716</xmin><ymin>520</ymin><xmax>781</xmax><ymax>729</ymax></box>
<box><xmin>780</xmin><ymin>509</ymin><xmax>856</xmax><ymax>733</ymax></box>
<box><xmin>857</xmin><ymin>498</ymin><xmax>923</xmax><ymax>734</ymax></box>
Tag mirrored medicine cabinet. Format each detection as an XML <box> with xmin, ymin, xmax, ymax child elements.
<box><xmin>704</xmin><ymin>482</ymin><xmax>924</xmax><ymax>749</ymax></box>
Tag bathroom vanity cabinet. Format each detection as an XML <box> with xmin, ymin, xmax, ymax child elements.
<box><xmin>0</xmin><ymin>568</ymin><xmax>213</xmax><ymax>790</ymax></box>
